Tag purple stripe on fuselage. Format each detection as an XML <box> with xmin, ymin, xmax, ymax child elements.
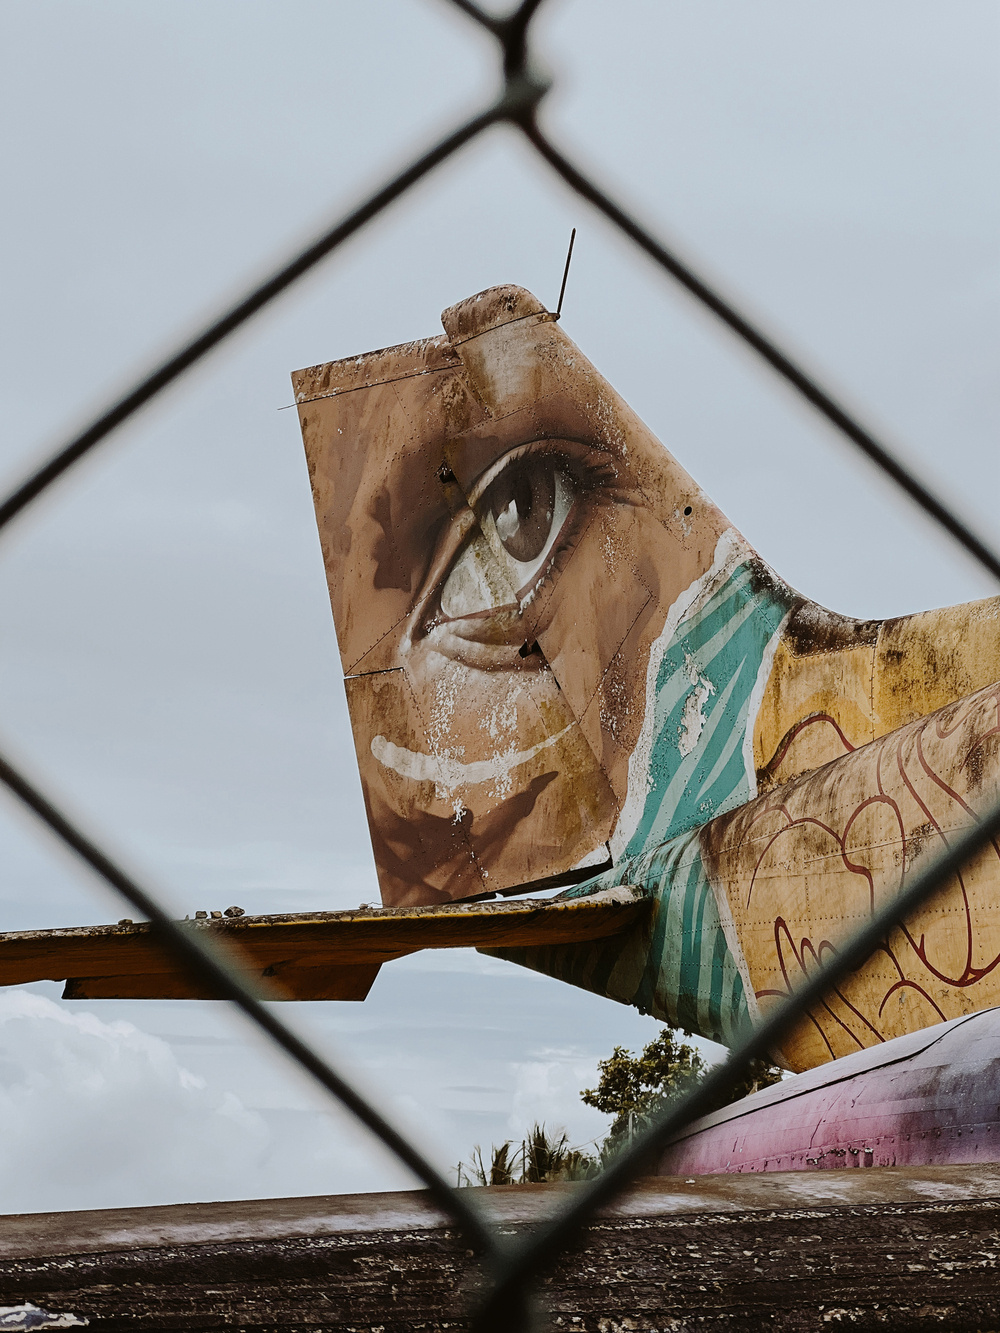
<box><xmin>659</xmin><ymin>1008</ymin><xmax>1000</xmax><ymax>1175</ymax></box>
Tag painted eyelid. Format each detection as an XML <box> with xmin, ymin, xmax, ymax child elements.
<box><xmin>463</xmin><ymin>437</ymin><xmax>612</xmax><ymax>509</ymax></box>
<box><xmin>424</xmin><ymin>439</ymin><xmax>609</xmax><ymax>633</ymax></box>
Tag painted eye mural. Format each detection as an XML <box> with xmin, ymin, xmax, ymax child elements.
<box><xmin>433</xmin><ymin>440</ymin><xmax>626</xmax><ymax>631</ymax></box>
<box><xmin>478</xmin><ymin>448</ymin><xmax>574</xmax><ymax>578</ymax></box>
<box><xmin>438</xmin><ymin>449</ymin><xmax>577</xmax><ymax>621</ymax></box>
<box><xmin>293</xmin><ymin>286</ymin><xmax>733</xmax><ymax>907</ymax></box>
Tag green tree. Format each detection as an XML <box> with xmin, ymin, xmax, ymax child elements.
<box><xmin>520</xmin><ymin>1123</ymin><xmax>597</xmax><ymax>1183</ymax></box>
<box><xmin>465</xmin><ymin>1140</ymin><xmax>518</xmax><ymax>1186</ymax></box>
<box><xmin>459</xmin><ymin>1124</ymin><xmax>597</xmax><ymax>1187</ymax></box>
<box><xmin>457</xmin><ymin>1035</ymin><xmax>784</xmax><ymax>1187</ymax></box>
<box><xmin>582</xmin><ymin>1028</ymin><xmax>783</xmax><ymax>1152</ymax></box>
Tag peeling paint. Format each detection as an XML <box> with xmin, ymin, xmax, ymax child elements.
<box><xmin>677</xmin><ymin>654</ymin><xmax>715</xmax><ymax>758</ymax></box>
<box><xmin>0</xmin><ymin>1306</ymin><xmax>87</xmax><ymax>1329</ymax></box>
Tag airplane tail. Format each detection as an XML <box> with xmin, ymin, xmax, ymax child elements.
<box><xmin>292</xmin><ymin>282</ymin><xmax>1000</xmax><ymax>1055</ymax></box>
<box><xmin>292</xmin><ymin>284</ymin><xmax>805</xmax><ymax>909</ymax></box>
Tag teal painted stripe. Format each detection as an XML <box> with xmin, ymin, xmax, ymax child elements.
<box><xmin>678</xmin><ymin>853</ymin><xmax>709</xmax><ymax>1033</ymax></box>
<box><xmin>627</xmin><ymin>559</ymin><xmax>789</xmax><ymax>856</ymax></box>
<box><xmin>645</xmin><ymin>667</ymin><xmax>745</xmax><ymax>840</ymax></box>
<box><xmin>504</xmin><ymin>829</ymin><xmax>751</xmax><ymax>1046</ymax></box>
<box><xmin>710</xmin><ymin>926</ymin><xmax>730</xmax><ymax>1039</ymax></box>
<box><xmin>486</xmin><ymin>558</ymin><xmax>790</xmax><ymax>1050</ymax></box>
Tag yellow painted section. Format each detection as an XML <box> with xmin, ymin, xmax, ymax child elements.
<box><xmin>875</xmin><ymin>598</ymin><xmax>1000</xmax><ymax>731</ymax></box>
<box><xmin>755</xmin><ymin>595</ymin><xmax>1000</xmax><ymax>789</ymax></box>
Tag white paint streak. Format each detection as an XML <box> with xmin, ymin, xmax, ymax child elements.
<box><xmin>371</xmin><ymin>725</ymin><xmax>573</xmax><ymax>794</ymax></box>
<box><xmin>740</xmin><ymin>604</ymin><xmax>792</xmax><ymax>799</ymax></box>
<box><xmin>0</xmin><ymin>1306</ymin><xmax>88</xmax><ymax>1329</ymax></box>
<box><xmin>678</xmin><ymin>651</ymin><xmax>716</xmax><ymax>758</ymax></box>
<box><xmin>610</xmin><ymin>529</ymin><xmax>751</xmax><ymax>858</ymax></box>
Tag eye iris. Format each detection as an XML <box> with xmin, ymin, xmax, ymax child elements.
<box><xmin>489</xmin><ymin>460</ymin><xmax>556</xmax><ymax>563</ymax></box>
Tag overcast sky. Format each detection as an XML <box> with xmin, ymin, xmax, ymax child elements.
<box><xmin>0</xmin><ymin>0</ymin><xmax>997</xmax><ymax>1212</ymax></box>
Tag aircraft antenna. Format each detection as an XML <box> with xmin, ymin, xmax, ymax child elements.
<box><xmin>555</xmin><ymin>227</ymin><xmax>577</xmax><ymax>318</ymax></box>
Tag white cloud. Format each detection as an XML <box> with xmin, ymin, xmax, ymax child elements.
<box><xmin>507</xmin><ymin>1050</ymin><xmax>611</xmax><ymax>1152</ymax></box>
<box><xmin>0</xmin><ymin>990</ymin><xmax>274</xmax><ymax>1213</ymax></box>
<box><xmin>0</xmin><ymin>990</ymin><xmax>415</xmax><ymax>1213</ymax></box>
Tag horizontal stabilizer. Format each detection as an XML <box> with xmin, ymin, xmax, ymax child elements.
<box><xmin>0</xmin><ymin>887</ymin><xmax>647</xmax><ymax>1001</ymax></box>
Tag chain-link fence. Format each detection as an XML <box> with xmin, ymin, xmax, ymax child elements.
<box><xmin>3</xmin><ymin>2</ymin><xmax>999</xmax><ymax>1328</ymax></box>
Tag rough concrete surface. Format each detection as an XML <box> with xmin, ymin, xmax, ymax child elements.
<box><xmin>1</xmin><ymin>1167</ymin><xmax>999</xmax><ymax>1329</ymax></box>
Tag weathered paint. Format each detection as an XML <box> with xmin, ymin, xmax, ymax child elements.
<box><xmin>505</xmin><ymin>675</ymin><xmax>1000</xmax><ymax>1071</ymax></box>
<box><xmin>294</xmin><ymin>285</ymin><xmax>736</xmax><ymax>905</ymax></box>
<box><xmin>615</xmin><ymin>540</ymin><xmax>790</xmax><ymax>857</ymax></box>
<box><xmin>754</xmin><ymin>596</ymin><xmax>1000</xmax><ymax>789</ymax></box>
<box><xmin>703</xmin><ymin>680</ymin><xmax>1000</xmax><ymax>1069</ymax></box>
<box><xmin>492</xmin><ymin>830</ymin><xmax>748</xmax><ymax>1045</ymax></box>
<box><xmin>0</xmin><ymin>889</ymin><xmax>647</xmax><ymax>1001</ymax></box>
<box><xmin>659</xmin><ymin>1006</ymin><xmax>1000</xmax><ymax>1176</ymax></box>
<box><xmin>289</xmin><ymin>282</ymin><xmax>1000</xmax><ymax>1072</ymax></box>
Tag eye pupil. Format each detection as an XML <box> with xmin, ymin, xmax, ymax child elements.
<box><xmin>489</xmin><ymin>459</ymin><xmax>556</xmax><ymax>563</ymax></box>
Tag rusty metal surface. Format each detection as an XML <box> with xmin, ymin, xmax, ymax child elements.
<box><xmin>61</xmin><ymin>961</ymin><xmax>385</xmax><ymax>1002</ymax></box>
<box><xmin>0</xmin><ymin>887</ymin><xmax>645</xmax><ymax>1000</ymax></box>
<box><xmin>3</xmin><ymin>1167</ymin><xmax>1000</xmax><ymax>1330</ymax></box>
<box><xmin>755</xmin><ymin>596</ymin><xmax>1000</xmax><ymax>790</ymax></box>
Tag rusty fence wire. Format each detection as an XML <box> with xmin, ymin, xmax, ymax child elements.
<box><xmin>3</xmin><ymin>2</ymin><xmax>999</xmax><ymax>1328</ymax></box>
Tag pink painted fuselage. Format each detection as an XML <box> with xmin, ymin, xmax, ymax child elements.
<box><xmin>659</xmin><ymin>1008</ymin><xmax>1000</xmax><ymax>1175</ymax></box>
